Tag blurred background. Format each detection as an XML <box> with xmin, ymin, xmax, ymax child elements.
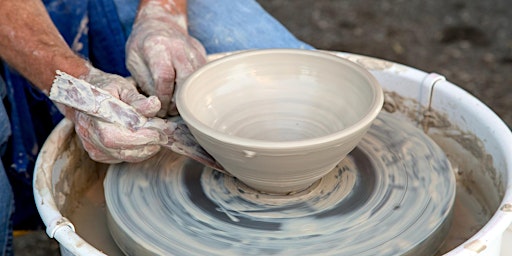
<box><xmin>258</xmin><ymin>0</ymin><xmax>512</xmax><ymax>127</ymax></box>
<box><xmin>14</xmin><ymin>0</ymin><xmax>511</xmax><ymax>255</ymax></box>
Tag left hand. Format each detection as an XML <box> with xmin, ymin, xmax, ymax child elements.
<box><xmin>126</xmin><ymin>1</ymin><xmax>207</xmax><ymax>117</ymax></box>
<box><xmin>55</xmin><ymin>65</ymin><xmax>168</xmax><ymax>164</ymax></box>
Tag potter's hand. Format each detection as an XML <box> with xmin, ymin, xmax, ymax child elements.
<box><xmin>126</xmin><ymin>0</ymin><xmax>207</xmax><ymax>117</ymax></box>
<box><xmin>50</xmin><ymin>71</ymin><xmax>224</xmax><ymax>169</ymax></box>
<box><xmin>60</xmin><ymin>65</ymin><xmax>167</xmax><ymax>164</ymax></box>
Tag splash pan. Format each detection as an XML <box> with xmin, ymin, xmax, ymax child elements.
<box><xmin>104</xmin><ymin>112</ymin><xmax>455</xmax><ymax>255</ymax></box>
<box><xmin>34</xmin><ymin>52</ymin><xmax>512</xmax><ymax>256</ymax></box>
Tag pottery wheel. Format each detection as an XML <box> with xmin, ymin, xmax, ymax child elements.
<box><xmin>104</xmin><ymin>112</ymin><xmax>456</xmax><ymax>256</ymax></box>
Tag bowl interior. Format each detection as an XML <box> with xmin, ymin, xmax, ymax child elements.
<box><xmin>178</xmin><ymin>50</ymin><xmax>381</xmax><ymax>146</ymax></box>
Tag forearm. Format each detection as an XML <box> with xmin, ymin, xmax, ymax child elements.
<box><xmin>0</xmin><ymin>0</ymin><xmax>88</xmax><ymax>94</ymax></box>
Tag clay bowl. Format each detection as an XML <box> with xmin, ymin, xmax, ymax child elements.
<box><xmin>176</xmin><ymin>49</ymin><xmax>383</xmax><ymax>194</ymax></box>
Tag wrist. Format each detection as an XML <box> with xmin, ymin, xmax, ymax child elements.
<box><xmin>54</xmin><ymin>53</ymin><xmax>89</xmax><ymax>80</ymax></box>
<box><xmin>46</xmin><ymin>52</ymin><xmax>89</xmax><ymax>94</ymax></box>
<box><xmin>138</xmin><ymin>0</ymin><xmax>187</xmax><ymax>15</ymax></box>
<box><xmin>136</xmin><ymin>0</ymin><xmax>188</xmax><ymax>30</ymax></box>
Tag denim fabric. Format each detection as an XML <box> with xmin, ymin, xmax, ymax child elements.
<box><xmin>0</xmin><ymin>75</ymin><xmax>11</xmax><ymax>153</ymax></box>
<box><xmin>112</xmin><ymin>0</ymin><xmax>138</xmax><ymax>37</ymax></box>
<box><xmin>188</xmin><ymin>0</ymin><xmax>313</xmax><ymax>53</ymax></box>
<box><xmin>111</xmin><ymin>0</ymin><xmax>314</xmax><ymax>53</ymax></box>
<box><xmin>0</xmin><ymin>75</ymin><xmax>14</xmax><ymax>256</ymax></box>
<box><xmin>88</xmin><ymin>0</ymin><xmax>132</xmax><ymax>76</ymax></box>
<box><xmin>0</xmin><ymin>160</ymin><xmax>13</xmax><ymax>256</ymax></box>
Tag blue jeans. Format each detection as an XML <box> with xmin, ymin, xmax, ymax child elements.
<box><xmin>0</xmin><ymin>76</ymin><xmax>14</xmax><ymax>256</ymax></box>
<box><xmin>0</xmin><ymin>0</ymin><xmax>312</xmax><ymax>254</ymax></box>
<box><xmin>113</xmin><ymin>0</ymin><xmax>313</xmax><ymax>54</ymax></box>
<box><xmin>188</xmin><ymin>0</ymin><xmax>313</xmax><ymax>53</ymax></box>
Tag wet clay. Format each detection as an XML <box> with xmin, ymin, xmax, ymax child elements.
<box><xmin>103</xmin><ymin>112</ymin><xmax>455</xmax><ymax>255</ymax></box>
<box><xmin>62</xmin><ymin>90</ymin><xmax>501</xmax><ymax>255</ymax></box>
<box><xmin>177</xmin><ymin>49</ymin><xmax>384</xmax><ymax>194</ymax></box>
<box><xmin>50</xmin><ymin>132</ymin><xmax>108</xmax><ymax>215</ymax></box>
<box><xmin>383</xmin><ymin>91</ymin><xmax>502</xmax><ymax>254</ymax></box>
<box><xmin>53</xmin><ymin>133</ymin><xmax>123</xmax><ymax>255</ymax></box>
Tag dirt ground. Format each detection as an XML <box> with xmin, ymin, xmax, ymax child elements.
<box><xmin>258</xmin><ymin>0</ymin><xmax>512</xmax><ymax>127</ymax></box>
<box><xmin>14</xmin><ymin>0</ymin><xmax>511</xmax><ymax>255</ymax></box>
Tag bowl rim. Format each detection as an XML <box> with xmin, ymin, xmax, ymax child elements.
<box><xmin>176</xmin><ymin>49</ymin><xmax>384</xmax><ymax>149</ymax></box>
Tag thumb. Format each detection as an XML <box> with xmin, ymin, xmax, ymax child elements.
<box><xmin>120</xmin><ymin>89</ymin><xmax>162</xmax><ymax>118</ymax></box>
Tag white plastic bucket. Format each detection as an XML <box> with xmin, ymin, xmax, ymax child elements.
<box><xmin>34</xmin><ymin>52</ymin><xmax>512</xmax><ymax>255</ymax></box>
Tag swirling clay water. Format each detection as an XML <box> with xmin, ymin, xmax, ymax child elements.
<box><xmin>103</xmin><ymin>112</ymin><xmax>455</xmax><ymax>256</ymax></box>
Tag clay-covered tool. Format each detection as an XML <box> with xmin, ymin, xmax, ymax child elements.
<box><xmin>49</xmin><ymin>70</ymin><xmax>224</xmax><ymax>171</ymax></box>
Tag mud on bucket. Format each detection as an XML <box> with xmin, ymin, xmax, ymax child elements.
<box><xmin>34</xmin><ymin>52</ymin><xmax>512</xmax><ymax>256</ymax></box>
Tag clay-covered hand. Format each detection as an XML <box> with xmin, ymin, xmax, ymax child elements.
<box><xmin>126</xmin><ymin>1</ymin><xmax>206</xmax><ymax>117</ymax></box>
<box><xmin>63</xmin><ymin>65</ymin><xmax>167</xmax><ymax>164</ymax></box>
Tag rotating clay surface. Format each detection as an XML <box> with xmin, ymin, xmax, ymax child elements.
<box><xmin>176</xmin><ymin>49</ymin><xmax>383</xmax><ymax>193</ymax></box>
<box><xmin>104</xmin><ymin>112</ymin><xmax>456</xmax><ymax>256</ymax></box>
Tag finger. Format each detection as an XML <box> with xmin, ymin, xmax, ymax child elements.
<box><xmin>190</xmin><ymin>37</ymin><xmax>208</xmax><ymax>68</ymax></box>
<box><xmin>142</xmin><ymin>117</ymin><xmax>170</xmax><ymax>132</ymax></box>
<box><xmin>81</xmin><ymin>138</ymin><xmax>122</xmax><ymax>164</ymax></box>
<box><xmin>167</xmin><ymin>101</ymin><xmax>179</xmax><ymax>116</ymax></box>
<box><xmin>173</xmin><ymin>39</ymin><xmax>207</xmax><ymax>79</ymax></box>
<box><xmin>98</xmin><ymin>73</ymin><xmax>162</xmax><ymax>118</ymax></box>
<box><xmin>127</xmin><ymin>49</ymin><xmax>167</xmax><ymax>117</ymax></box>
<box><xmin>114</xmin><ymin>145</ymin><xmax>162</xmax><ymax>163</ymax></box>
<box><xmin>168</xmin><ymin>42</ymin><xmax>206</xmax><ymax>115</ymax></box>
<box><xmin>73</xmin><ymin>114</ymin><xmax>120</xmax><ymax>163</ymax></box>
<box><xmin>80</xmin><ymin>125</ymin><xmax>163</xmax><ymax>164</ymax></box>
<box><xmin>144</xmin><ymin>38</ymin><xmax>176</xmax><ymax>117</ymax></box>
<box><xmin>94</xmin><ymin>121</ymin><xmax>167</xmax><ymax>149</ymax></box>
<box><xmin>74</xmin><ymin>112</ymin><xmax>94</xmax><ymax>140</ymax></box>
<box><xmin>171</xmin><ymin>46</ymin><xmax>196</xmax><ymax>80</ymax></box>
<box><xmin>127</xmin><ymin>46</ymin><xmax>155</xmax><ymax>95</ymax></box>
<box><xmin>74</xmin><ymin>111</ymin><xmax>166</xmax><ymax>162</ymax></box>
<box><xmin>120</xmin><ymin>90</ymin><xmax>162</xmax><ymax>118</ymax></box>
<box><xmin>83</xmin><ymin>138</ymin><xmax>161</xmax><ymax>164</ymax></box>
<box><xmin>167</xmin><ymin>47</ymin><xmax>195</xmax><ymax>115</ymax></box>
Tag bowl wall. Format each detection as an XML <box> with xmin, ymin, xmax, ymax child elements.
<box><xmin>177</xmin><ymin>49</ymin><xmax>383</xmax><ymax>193</ymax></box>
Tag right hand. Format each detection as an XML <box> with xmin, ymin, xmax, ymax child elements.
<box><xmin>62</xmin><ymin>65</ymin><xmax>167</xmax><ymax>164</ymax></box>
<box><xmin>126</xmin><ymin>1</ymin><xmax>207</xmax><ymax>117</ymax></box>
